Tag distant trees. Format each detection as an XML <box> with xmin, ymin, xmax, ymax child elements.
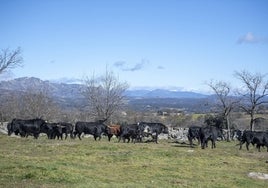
<box><xmin>234</xmin><ymin>70</ymin><xmax>268</xmax><ymax>131</ymax></box>
<box><xmin>0</xmin><ymin>92</ymin><xmax>21</xmax><ymax>121</ymax></box>
<box><xmin>0</xmin><ymin>85</ymin><xmax>60</xmax><ymax>121</ymax></box>
<box><xmin>83</xmin><ymin>69</ymin><xmax>129</xmax><ymax>122</ymax></box>
<box><xmin>21</xmin><ymin>89</ymin><xmax>59</xmax><ymax>120</ymax></box>
<box><xmin>0</xmin><ymin>47</ymin><xmax>23</xmax><ymax>74</ymax></box>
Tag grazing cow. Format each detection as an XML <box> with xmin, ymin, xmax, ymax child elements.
<box><xmin>119</xmin><ymin>124</ymin><xmax>141</xmax><ymax>143</ymax></box>
<box><xmin>106</xmin><ymin>124</ymin><xmax>121</xmax><ymax>141</ymax></box>
<box><xmin>74</xmin><ymin>120</ymin><xmax>107</xmax><ymax>140</ymax></box>
<box><xmin>9</xmin><ymin>118</ymin><xmax>46</xmax><ymax>139</ymax></box>
<box><xmin>188</xmin><ymin>126</ymin><xmax>201</xmax><ymax>147</ymax></box>
<box><xmin>58</xmin><ymin>122</ymin><xmax>74</xmax><ymax>139</ymax></box>
<box><xmin>199</xmin><ymin>126</ymin><xmax>221</xmax><ymax>149</ymax></box>
<box><xmin>138</xmin><ymin>122</ymin><xmax>169</xmax><ymax>143</ymax></box>
<box><xmin>239</xmin><ymin>131</ymin><xmax>268</xmax><ymax>152</ymax></box>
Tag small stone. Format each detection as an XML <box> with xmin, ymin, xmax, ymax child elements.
<box><xmin>248</xmin><ymin>172</ymin><xmax>268</xmax><ymax>180</ymax></box>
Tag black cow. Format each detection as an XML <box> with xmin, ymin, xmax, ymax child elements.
<box><xmin>40</xmin><ymin>122</ymin><xmax>53</xmax><ymax>138</ymax></box>
<box><xmin>58</xmin><ymin>122</ymin><xmax>74</xmax><ymax>139</ymax></box>
<box><xmin>7</xmin><ymin>119</ymin><xmax>25</xmax><ymax>137</ymax></box>
<box><xmin>118</xmin><ymin>124</ymin><xmax>141</xmax><ymax>143</ymax></box>
<box><xmin>138</xmin><ymin>122</ymin><xmax>169</xmax><ymax>144</ymax></box>
<box><xmin>41</xmin><ymin>122</ymin><xmax>63</xmax><ymax>139</ymax></box>
<box><xmin>239</xmin><ymin>131</ymin><xmax>268</xmax><ymax>152</ymax></box>
<box><xmin>74</xmin><ymin>121</ymin><xmax>107</xmax><ymax>140</ymax></box>
<box><xmin>254</xmin><ymin>132</ymin><xmax>268</xmax><ymax>152</ymax></box>
<box><xmin>7</xmin><ymin>122</ymin><xmax>12</xmax><ymax>135</ymax></box>
<box><xmin>188</xmin><ymin>126</ymin><xmax>201</xmax><ymax>147</ymax></box>
<box><xmin>8</xmin><ymin>119</ymin><xmax>24</xmax><ymax>136</ymax></box>
<box><xmin>231</xmin><ymin>129</ymin><xmax>243</xmax><ymax>141</ymax></box>
<box><xmin>199</xmin><ymin>126</ymin><xmax>221</xmax><ymax>149</ymax></box>
<box><xmin>8</xmin><ymin>118</ymin><xmax>46</xmax><ymax>139</ymax></box>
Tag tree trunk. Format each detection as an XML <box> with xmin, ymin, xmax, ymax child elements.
<box><xmin>250</xmin><ymin>110</ymin><xmax>255</xmax><ymax>131</ymax></box>
<box><xmin>226</xmin><ymin>115</ymin><xmax>231</xmax><ymax>142</ymax></box>
<box><xmin>250</xmin><ymin>117</ymin><xmax>254</xmax><ymax>131</ymax></box>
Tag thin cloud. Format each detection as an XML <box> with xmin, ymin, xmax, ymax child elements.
<box><xmin>113</xmin><ymin>61</ymin><xmax>126</xmax><ymax>68</ymax></box>
<box><xmin>237</xmin><ymin>32</ymin><xmax>268</xmax><ymax>44</ymax></box>
<box><xmin>123</xmin><ymin>62</ymin><xmax>145</xmax><ymax>71</ymax></box>
<box><xmin>113</xmin><ymin>59</ymin><xmax>148</xmax><ymax>72</ymax></box>
<box><xmin>157</xmin><ymin>65</ymin><xmax>165</xmax><ymax>70</ymax></box>
<box><xmin>49</xmin><ymin>60</ymin><xmax>56</xmax><ymax>64</ymax></box>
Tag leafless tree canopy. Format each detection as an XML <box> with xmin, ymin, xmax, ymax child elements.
<box><xmin>0</xmin><ymin>47</ymin><xmax>23</xmax><ymax>74</ymax></box>
<box><xmin>21</xmin><ymin>90</ymin><xmax>58</xmax><ymax>120</ymax></box>
<box><xmin>235</xmin><ymin>70</ymin><xmax>268</xmax><ymax>130</ymax></box>
<box><xmin>207</xmin><ymin>80</ymin><xmax>239</xmax><ymax>141</ymax></box>
<box><xmin>208</xmin><ymin>80</ymin><xmax>231</xmax><ymax>110</ymax></box>
<box><xmin>83</xmin><ymin>70</ymin><xmax>129</xmax><ymax>122</ymax></box>
<box><xmin>0</xmin><ymin>85</ymin><xmax>60</xmax><ymax>121</ymax></box>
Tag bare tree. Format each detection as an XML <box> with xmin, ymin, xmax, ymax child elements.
<box><xmin>0</xmin><ymin>92</ymin><xmax>21</xmax><ymax>121</ymax></box>
<box><xmin>0</xmin><ymin>87</ymin><xmax>60</xmax><ymax>121</ymax></box>
<box><xmin>21</xmin><ymin>91</ymin><xmax>55</xmax><ymax>119</ymax></box>
<box><xmin>0</xmin><ymin>47</ymin><xmax>23</xmax><ymax>74</ymax></box>
<box><xmin>234</xmin><ymin>70</ymin><xmax>268</xmax><ymax>131</ymax></box>
<box><xmin>0</xmin><ymin>47</ymin><xmax>23</xmax><ymax>123</ymax></box>
<box><xmin>83</xmin><ymin>69</ymin><xmax>129</xmax><ymax>122</ymax></box>
<box><xmin>207</xmin><ymin>80</ymin><xmax>238</xmax><ymax>141</ymax></box>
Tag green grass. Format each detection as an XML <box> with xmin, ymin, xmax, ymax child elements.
<box><xmin>0</xmin><ymin>135</ymin><xmax>267</xmax><ymax>187</ymax></box>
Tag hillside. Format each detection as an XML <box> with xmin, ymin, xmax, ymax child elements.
<box><xmin>0</xmin><ymin>77</ymin><xmax>212</xmax><ymax>112</ymax></box>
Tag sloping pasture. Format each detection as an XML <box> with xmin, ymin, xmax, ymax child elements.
<box><xmin>0</xmin><ymin>135</ymin><xmax>267</xmax><ymax>187</ymax></box>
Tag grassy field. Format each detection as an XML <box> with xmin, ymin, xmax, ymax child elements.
<box><xmin>0</xmin><ymin>134</ymin><xmax>267</xmax><ymax>188</ymax></box>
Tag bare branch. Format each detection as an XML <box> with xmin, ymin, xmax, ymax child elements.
<box><xmin>234</xmin><ymin>70</ymin><xmax>268</xmax><ymax>131</ymax></box>
<box><xmin>0</xmin><ymin>47</ymin><xmax>23</xmax><ymax>74</ymax></box>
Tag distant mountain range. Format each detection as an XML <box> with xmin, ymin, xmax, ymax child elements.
<box><xmin>0</xmin><ymin>77</ymin><xmax>212</xmax><ymax>112</ymax></box>
<box><xmin>125</xmin><ymin>89</ymin><xmax>207</xmax><ymax>99</ymax></box>
<box><xmin>0</xmin><ymin>77</ymin><xmax>208</xmax><ymax>99</ymax></box>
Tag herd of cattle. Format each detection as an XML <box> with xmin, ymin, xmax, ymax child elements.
<box><xmin>6</xmin><ymin>118</ymin><xmax>168</xmax><ymax>144</ymax></box>
<box><xmin>6</xmin><ymin>118</ymin><xmax>268</xmax><ymax>152</ymax></box>
<box><xmin>188</xmin><ymin>126</ymin><xmax>268</xmax><ymax>152</ymax></box>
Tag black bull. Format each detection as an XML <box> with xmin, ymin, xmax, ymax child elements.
<box><xmin>138</xmin><ymin>122</ymin><xmax>169</xmax><ymax>143</ymax></box>
<box><xmin>58</xmin><ymin>122</ymin><xmax>74</xmax><ymax>139</ymax></box>
<box><xmin>8</xmin><ymin>118</ymin><xmax>46</xmax><ymax>139</ymax></box>
<box><xmin>74</xmin><ymin>121</ymin><xmax>107</xmax><ymax>140</ymax></box>
<box><xmin>199</xmin><ymin>126</ymin><xmax>222</xmax><ymax>149</ymax></box>
<box><xmin>239</xmin><ymin>131</ymin><xmax>268</xmax><ymax>152</ymax></box>
<box><xmin>41</xmin><ymin>122</ymin><xmax>63</xmax><ymax>139</ymax></box>
<box><xmin>188</xmin><ymin>126</ymin><xmax>201</xmax><ymax>148</ymax></box>
<box><xmin>119</xmin><ymin>124</ymin><xmax>141</xmax><ymax>143</ymax></box>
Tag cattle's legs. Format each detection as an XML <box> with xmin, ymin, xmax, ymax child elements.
<box><xmin>78</xmin><ymin>133</ymin><xmax>82</xmax><ymax>140</ymax></box>
<box><xmin>239</xmin><ymin>141</ymin><xmax>245</xmax><ymax>150</ymax></box>
<box><xmin>246</xmin><ymin>142</ymin><xmax>250</xmax><ymax>150</ymax></box>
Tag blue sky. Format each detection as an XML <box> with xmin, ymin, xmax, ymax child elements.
<box><xmin>0</xmin><ymin>0</ymin><xmax>267</xmax><ymax>92</ymax></box>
